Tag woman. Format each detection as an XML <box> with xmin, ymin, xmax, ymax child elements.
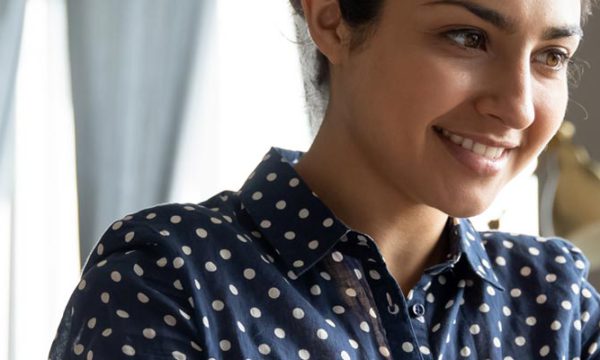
<box><xmin>50</xmin><ymin>0</ymin><xmax>599</xmax><ymax>358</ymax></box>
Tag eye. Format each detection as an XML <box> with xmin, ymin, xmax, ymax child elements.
<box><xmin>533</xmin><ymin>49</ymin><xmax>571</xmax><ymax>71</ymax></box>
<box><xmin>444</xmin><ymin>29</ymin><xmax>487</xmax><ymax>51</ymax></box>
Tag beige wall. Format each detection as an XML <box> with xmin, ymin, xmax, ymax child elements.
<box><xmin>567</xmin><ymin>14</ymin><xmax>600</xmax><ymax>156</ymax></box>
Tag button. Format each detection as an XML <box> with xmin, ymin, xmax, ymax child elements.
<box><xmin>411</xmin><ymin>303</ymin><xmax>425</xmax><ymax>317</ymax></box>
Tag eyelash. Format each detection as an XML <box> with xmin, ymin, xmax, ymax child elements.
<box><xmin>443</xmin><ymin>28</ymin><xmax>573</xmax><ymax>72</ymax></box>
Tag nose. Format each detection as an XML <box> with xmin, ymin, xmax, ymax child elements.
<box><xmin>474</xmin><ymin>58</ymin><xmax>536</xmax><ymax>130</ymax></box>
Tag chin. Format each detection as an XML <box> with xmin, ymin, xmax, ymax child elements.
<box><xmin>434</xmin><ymin>192</ymin><xmax>497</xmax><ymax>219</ymax></box>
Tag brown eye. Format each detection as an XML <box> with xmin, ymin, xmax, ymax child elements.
<box><xmin>445</xmin><ymin>29</ymin><xmax>487</xmax><ymax>51</ymax></box>
<box><xmin>535</xmin><ymin>50</ymin><xmax>570</xmax><ymax>71</ymax></box>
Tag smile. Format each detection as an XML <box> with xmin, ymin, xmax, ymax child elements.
<box><xmin>433</xmin><ymin>126</ymin><xmax>516</xmax><ymax>176</ymax></box>
<box><xmin>436</xmin><ymin>127</ymin><xmax>506</xmax><ymax>160</ymax></box>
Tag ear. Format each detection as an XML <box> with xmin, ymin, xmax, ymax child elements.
<box><xmin>300</xmin><ymin>0</ymin><xmax>351</xmax><ymax>65</ymax></box>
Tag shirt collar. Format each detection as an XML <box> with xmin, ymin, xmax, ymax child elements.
<box><xmin>240</xmin><ymin>147</ymin><xmax>504</xmax><ymax>291</ymax></box>
<box><xmin>451</xmin><ymin>217</ymin><xmax>505</xmax><ymax>291</ymax></box>
<box><xmin>239</xmin><ymin>147</ymin><xmax>349</xmax><ymax>277</ymax></box>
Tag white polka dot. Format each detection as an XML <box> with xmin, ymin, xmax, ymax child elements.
<box><xmin>341</xmin><ymin>350</ymin><xmax>351</xmax><ymax>360</ymax></box>
<box><xmin>503</xmin><ymin>306</ymin><xmax>512</xmax><ymax>316</ymax></box>
<box><xmin>252</xmin><ymin>191</ymin><xmax>263</xmax><ymax>200</ymax></box>
<box><xmin>170</xmin><ymin>215</ymin><xmax>182</xmax><ymax>224</ymax></box>
<box><xmin>156</xmin><ymin>257</ymin><xmax>168</xmax><ymax>267</ymax></box>
<box><xmin>520</xmin><ymin>266</ymin><xmax>532</xmax><ymax>276</ymax></box>
<box><xmin>583</xmin><ymin>288</ymin><xmax>593</xmax><ymax>298</ymax></box>
<box><xmin>219</xmin><ymin>340</ymin><xmax>231</xmax><ymax>351</ymax></box>
<box><xmin>202</xmin><ymin>316</ymin><xmax>209</xmax><ymax>328</ymax></box>
<box><xmin>112</xmin><ymin>221</ymin><xmax>123</xmax><ymax>230</ymax></box>
<box><xmin>588</xmin><ymin>342</ymin><xmax>598</xmax><ymax>354</ymax></box>
<box><xmin>299</xmin><ymin>209</ymin><xmax>310</xmax><ymax>218</ymax></box>
<box><xmin>536</xmin><ymin>294</ymin><xmax>547</xmax><ymax>304</ymax></box>
<box><xmin>86</xmin><ymin>350</ymin><xmax>93</xmax><ymax>360</ymax></box>
<box><xmin>493</xmin><ymin>337</ymin><xmax>501</xmax><ymax>347</ymax></box>
<box><xmin>146</xmin><ymin>213</ymin><xmax>157</xmax><ymax>219</ymax></box>
<box><xmin>274</xmin><ymin>328</ymin><xmax>285</xmax><ymax>338</ymax></box>
<box><xmin>87</xmin><ymin>317</ymin><xmax>96</xmax><ymax>329</ymax></box>
<box><xmin>268</xmin><ymin>287</ymin><xmax>281</xmax><ymax>299</ymax></box>
<box><xmin>561</xmin><ymin>300</ymin><xmax>572</xmax><ymax>310</ymax></box>
<box><xmin>73</xmin><ymin>344</ymin><xmax>84</xmax><ymax>355</ymax></box>
<box><xmin>196</xmin><ymin>228</ymin><xmax>208</xmax><ymax>238</ymax></box>
<box><xmin>469</xmin><ymin>324</ymin><xmax>480</xmax><ymax>334</ymax></box>
<box><xmin>515</xmin><ymin>336</ymin><xmax>526</xmax><ymax>346</ymax></box>
<box><xmin>172</xmin><ymin>351</ymin><xmax>186</xmax><ymax>360</ymax></box>
<box><xmin>402</xmin><ymin>342</ymin><xmax>414</xmax><ymax>352</ymax></box>
<box><xmin>310</xmin><ymin>285</ymin><xmax>321</xmax><ymax>295</ymax></box>
<box><xmin>298</xmin><ymin>349</ymin><xmax>310</xmax><ymax>359</ymax></box>
<box><xmin>266</xmin><ymin>173</ymin><xmax>278</xmax><ymax>181</ymax></box>
<box><xmin>526</xmin><ymin>316</ymin><xmax>537</xmax><ymax>326</ymax></box>
<box><xmin>143</xmin><ymin>328</ymin><xmax>156</xmax><ymax>339</ymax></box>
<box><xmin>539</xmin><ymin>345</ymin><xmax>550</xmax><ymax>357</ymax></box>
<box><xmin>258</xmin><ymin>344</ymin><xmax>271</xmax><ymax>355</ymax></box>
<box><xmin>379</xmin><ymin>346</ymin><xmax>391</xmax><ymax>357</ymax></box>
<box><xmin>332</xmin><ymin>251</ymin><xmax>344</xmax><ymax>262</ymax></box>
<box><xmin>181</xmin><ymin>246</ymin><xmax>192</xmax><ymax>255</ymax></box>
<box><xmin>110</xmin><ymin>271</ymin><xmax>122</xmax><ymax>282</ymax></box>
<box><xmin>555</xmin><ymin>255</ymin><xmax>567</xmax><ymax>264</ymax></box>
<box><xmin>102</xmin><ymin>328</ymin><xmax>112</xmax><ymax>337</ymax></box>
<box><xmin>487</xmin><ymin>286</ymin><xmax>496</xmax><ymax>296</ymax></box>
<box><xmin>293</xmin><ymin>307</ymin><xmax>305</xmax><ymax>319</ymax></box>
<box><xmin>205</xmin><ymin>262</ymin><xmax>217</xmax><ymax>272</ymax></box>
<box><xmin>529</xmin><ymin>247</ymin><xmax>540</xmax><ymax>256</ymax></box>
<box><xmin>576</xmin><ymin>260</ymin><xmax>586</xmax><ymax>270</ymax></box>
<box><xmin>369</xmin><ymin>270</ymin><xmax>381</xmax><ymax>280</ymax></box>
<box><xmin>502</xmin><ymin>240</ymin><xmax>514</xmax><ymax>248</ymax></box>
<box><xmin>243</xmin><ymin>268</ymin><xmax>255</xmax><ymax>279</ymax></box>
<box><xmin>460</xmin><ymin>346</ymin><xmax>471</xmax><ymax>357</ymax></box>
<box><xmin>333</xmin><ymin>305</ymin><xmax>345</xmax><ymax>314</ymax></box>
<box><xmin>210</xmin><ymin>217</ymin><xmax>222</xmax><ymax>224</ymax></box>
<box><xmin>228</xmin><ymin>284</ymin><xmax>238</xmax><ymax>295</ymax></box>
<box><xmin>419</xmin><ymin>346</ymin><xmax>431</xmax><ymax>355</ymax></box>
<box><xmin>284</xmin><ymin>231</ymin><xmax>296</xmax><ymax>240</ymax></box>
<box><xmin>349</xmin><ymin>339</ymin><xmax>359</xmax><ymax>349</ymax></box>
<box><xmin>212</xmin><ymin>300</ymin><xmax>225</xmax><ymax>311</ymax></box>
<box><xmin>260</xmin><ymin>220</ymin><xmax>272</xmax><ymax>228</ymax></box>
<box><xmin>77</xmin><ymin>279</ymin><xmax>87</xmax><ymax>290</ymax></box>
<box><xmin>122</xmin><ymin>345</ymin><xmax>135</xmax><ymax>356</ymax></box>
<box><xmin>510</xmin><ymin>288</ymin><xmax>522</xmax><ymax>297</ymax></box>
<box><xmin>220</xmin><ymin>249</ymin><xmax>232</xmax><ymax>260</ymax></box>
<box><xmin>479</xmin><ymin>303</ymin><xmax>490</xmax><ymax>313</ymax></box>
<box><xmin>316</xmin><ymin>328</ymin><xmax>328</xmax><ymax>340</ymax></box>
<box><xmin>574</xmin><ymin>320</ymin><xmax>582</xmax><ymax>330</ymax></box>
<box><xmin>164</xmin><ymin>315</ymin><xmax>177</xmax><ymax>326</ymax></box>
<box><xmin>572</xmin><ymin>283</ymin><xmax>581</xmax><ymax>294</ymax></box>
<box><xmin>124</xmin><ymin>231</ymin><xmax>135</xmax><ymax>242</ymax></box>
<box><xmin>346</xmin><ymin>288</ymin><xmax>357</xmax><ymax>297</ymax></box>
<box><xmin>545</xmin><ymin>273</ymin><xmax>557</xmax><ymax>283</ymax></box>
<box><xmin>275</xmin><ymin>200</ymin><xmax>287</xmax><ymax>210</ymax></box>
<box><xmin>495</xmin><ymin>256</ymin><xmax>507</xmax><ymax>266</ymax></box>
<box><xmin>173</xmin><ymin>257</ymin><xmax>185</xmax><ymax>269</ymax></box>
<box><xmin>101</xmin><ymin>292</ymin><xmax>110</xmax><ymax>303</ymax></box>
<box><xmin>551</xmin><ymin>320</ymin><xmax>562</xmax><ymax>330</ymax></box>
<box><xmin>160</xmin><ymin>230</ymin><xmax>170</xmax><ymax>236</ymax></box>
<box><xmin>289</xmin><ymin>178</ymin><xmax>300</xmax><ymax>187</ymax></box>
<box><xmin>250</xmin><ymin>307</ymin><xmax>262</xmax><ymax>318</ymax></box>
<box><xmin>322</xmin><ymin>218</ymin><xmax>334</xmax><ymax>227</ymax></box>
<box><xmin>359</xmin><ymin>321</ymin><xmax>370</xmax><ymax>332</ymax></box>
<box><xmin>308</xmin><ymin>240</ymin><xmax>319</xmax><ymax>250</ymax></box>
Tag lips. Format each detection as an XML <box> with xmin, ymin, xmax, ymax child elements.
<box><xmin>433</xmin><ymin>126</ymin><xmax>517</xmax><ymax>160</ymax></box>
<box><xmin>433</xmin><ymin>126</ymin><xmax>516</xmax><ymax>176</ymax></box>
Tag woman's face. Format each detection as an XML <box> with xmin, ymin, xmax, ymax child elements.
<box><xmin>332</xmin><ymin>0</ymin><xmax>582</xmax><ymax>217</ymax></box>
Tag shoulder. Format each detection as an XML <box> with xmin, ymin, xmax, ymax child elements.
<box><xmin>83</xmin><ymin>191</ymin><xmax>252</xmax><ymax>273</ymax></box>
<box><xmin>480</xmin><ymin>230</ymin><xmax>590</xmax><ymax>284</ymax></box>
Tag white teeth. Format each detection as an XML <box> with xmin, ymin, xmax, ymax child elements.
<box><xmin>438</xmin><ymin>128</ymin><xmax>505</xmax><ymax>160</ymax></box>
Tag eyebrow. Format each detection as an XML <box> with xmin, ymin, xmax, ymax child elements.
<box><xmin>423</xmin><ymin>0</ymin><xmax>584</xmax><ymax>40</ymax></box>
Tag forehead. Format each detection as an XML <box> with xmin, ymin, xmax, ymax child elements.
<box><xmin>395</xmin><ymin>0</ymin><xmax>582</xmax><ymax>29</ymax></box>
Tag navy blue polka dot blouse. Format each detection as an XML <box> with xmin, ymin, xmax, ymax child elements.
<box><xmin>50</xmin><ymin>147</ymin><xmax>600</xmax><ymax>359</ymax></box>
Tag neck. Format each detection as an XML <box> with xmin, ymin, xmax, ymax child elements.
<box><xmin>294</xmin><ymin>117</ymin><xmax>450</xmax><ymax>293</ymax></box>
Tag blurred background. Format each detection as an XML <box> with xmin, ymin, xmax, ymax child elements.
<box><xmin>0</xmin><ymin>0</ymin><xmax>598</xmax><ymax>359</ymax></box>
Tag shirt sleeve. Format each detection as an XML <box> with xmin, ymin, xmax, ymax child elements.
<box><xmin>48</xmin><ymin>219</ymin><xmax>205</xmax><ymax>360</ymax></box>
<box><xmin>564</xmin><ymin>241</ymin><xmax>600</xmax><ymax>360</ymax></box>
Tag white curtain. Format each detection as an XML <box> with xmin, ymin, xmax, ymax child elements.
<box><xmin>66</xmin><ymin>0</ymin><xmax>205</xmax><ymax>263</ymax></box>
<box><xmin>0</xmin><ymin>0</ymin><xmax>25</xmax><ymax>359</ymax></box>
